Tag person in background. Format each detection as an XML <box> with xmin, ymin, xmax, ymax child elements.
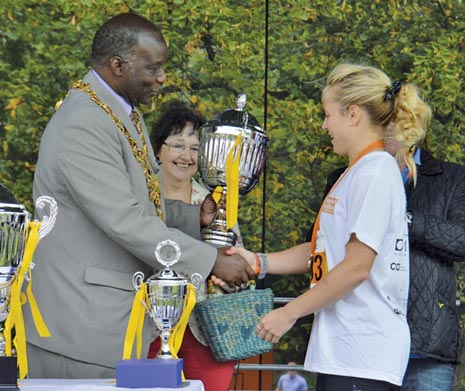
<box><xmin>147</xmin><ymin>100</ymin><xmax>241</xmax><ymax>391</ymax></box>
<box><xmin>275</xmin><ymin>362</ymin><xmax>308</xmax><ymax>391</ymax></box>
<box><xmin>383</xmin><ymin>126</ymin><xmax>465</xmax><ymax>391</ymax></box>
<box><xmin>225</xmin><ymin>62</ymin><xmax>431</xmax><ymax>390</ymax></box>
<box><xmin>24</xmin><ymin>12</ymin><xmax>253</xmax><ymax>379</ymax></box>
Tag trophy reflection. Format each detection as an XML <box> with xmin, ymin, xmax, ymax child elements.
<box><xmin>198</xmin><ymin>93</ymin><xmax>269</xmax><ymax>247</ymax></box>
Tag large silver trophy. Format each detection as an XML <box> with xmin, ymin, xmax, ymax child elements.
<box><xmin>198</xmin><ymin>93</ymin><xmax>269</xmax><ymax>247</ymax></box>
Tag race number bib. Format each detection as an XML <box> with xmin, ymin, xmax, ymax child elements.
<box><xmin>309</xmin><ymin>230</ymin><xmax>328</xmax><ymax>285</ymax></box>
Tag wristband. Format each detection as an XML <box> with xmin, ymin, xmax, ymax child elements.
<box><xmin>254</xmin><ymin>253</ymin><xmax>261</xmax><ymax>275</ymax></box>
<box><xmin>257</xmin><ymin>253</ymin><xmax>268</xmax><ymax>279</ymax></box>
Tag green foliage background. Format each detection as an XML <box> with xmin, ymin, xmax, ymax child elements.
<box><xmin>2</xmin><ymin>0</ymin><xmax>465</xmax><ymax>389</ymax></box>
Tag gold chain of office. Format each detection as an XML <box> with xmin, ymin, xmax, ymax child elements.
<box><xmin>59</xmin><ymin>80</ymin><xmax>164</xmax><ymax>221</ymax></box>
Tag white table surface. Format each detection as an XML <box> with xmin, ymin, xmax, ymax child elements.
<box><xmin>18</xmin><ymin>378</ymin><xmax>204</xmax><ymax>391</ymax></box>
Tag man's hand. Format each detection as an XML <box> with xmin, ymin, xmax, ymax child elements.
<box><xmin>211</xmin><ymin>247</ymin><xmax>255</xmax><ymax>287</ymax></box>
<box><xmin>200</xmin><ymin>193</ymin><xmax>217</xmax><ymax>228</ymax></box>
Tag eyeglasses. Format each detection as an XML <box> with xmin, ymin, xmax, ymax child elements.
<box><xmin>163</xmin><ymin>142</ymin><xmax>200</xmax><ymax>155</ymax></box>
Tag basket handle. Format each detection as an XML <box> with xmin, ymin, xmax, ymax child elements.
<box><xmin>207</xmin><ymin>278</ymin><xmax>256</xmax><ymax>295</ymax></box>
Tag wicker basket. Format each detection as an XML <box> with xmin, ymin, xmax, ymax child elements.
<box><xmin>194</xmin><ymin>286</ymin><xmax>274</xmax><ymax>361</ymax></box>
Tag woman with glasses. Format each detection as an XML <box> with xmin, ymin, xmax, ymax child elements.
<box><xmin>148</xmin><ymin>100</ymin><xmax>240</xmax><ymax>391</ymax></box>
<box><xmin>150</xmin><ymin>100</ymin><xmax>206</xmax><ymax>205</ymax></box>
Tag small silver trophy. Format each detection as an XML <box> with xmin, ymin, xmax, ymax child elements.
<box><xmin>119</xmin><ymin>240</ymin><xmax>201</xmax><ymax>388</ymax></box>
<box><xmin>198</xmin><ymin>93</ymin><xmax>269</xmax><ymax>247</ymax></box>
<box><xmin>133</xmin><ymin>240</ymin><xmax>201</xmax><ymax>359</ymax></box>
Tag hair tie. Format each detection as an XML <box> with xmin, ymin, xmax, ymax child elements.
<box><xmin>385</xmin><ymin>80</ymin><xmax>403</xmax><ymax>102</ymax></box>
<box><xmin>409</xmin><ymin>144</ymin><xmax>416</xmax><ymax>153</ymax></box>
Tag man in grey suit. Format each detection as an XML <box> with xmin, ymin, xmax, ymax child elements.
<box><xmin>24</xmin><ymin>12</ymin><xmax>253</xmax><ymax>379</ymax></box>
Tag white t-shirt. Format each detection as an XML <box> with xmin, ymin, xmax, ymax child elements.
<box><xmin>304</xmin><ymin>151</ymin><xmax>410</xmax><ymax>386</ymax></box>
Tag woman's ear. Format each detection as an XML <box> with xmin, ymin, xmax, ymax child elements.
<box><xmin>348</xmin><ymin>104</ymin><xmax>362</xmax><ymax>126</ymax></box>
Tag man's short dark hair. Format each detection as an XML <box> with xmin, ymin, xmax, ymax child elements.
<box><xmin>91</xmin><ymin>12</ymin><xmax>165</xmax><ymax>68</ymax></box>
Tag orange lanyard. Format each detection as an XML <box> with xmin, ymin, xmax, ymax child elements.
<box><xmin>309</xmin><ymin>140</ymin><xmax>385</xmax><ymax>256</ymax></box>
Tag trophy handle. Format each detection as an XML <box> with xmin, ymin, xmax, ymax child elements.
<box><xmin>35</xmin><ymin>196</ymin><xmax>58</xmax><ymax>241</ymax></box>
<box><xmin>24</xmin><ymin>195</ymin><xmax>58</xmax><ymax>282</ymax></box>
<box><xmin>133</xmin><ymin>272</ymin><xmax>145</xmax><ymax>291</ymax></box>
<box><xmin>190</xmin><ymin>273</ymin><xmax>203</xmax><ymax>292</ymax></box>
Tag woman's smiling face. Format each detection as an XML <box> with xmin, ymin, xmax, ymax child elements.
<box><xmin>158</xmin><ymin>122</ymin><xmax>200</xmax><ymax>184</ymax></box>
<box><xmin>322</xmin><ymin>87</ymin><xmax>352</xmax><ymax>157</ymax></box>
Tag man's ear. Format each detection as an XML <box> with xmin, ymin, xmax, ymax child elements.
<box><xmin>109</xmin><ymin>56</ymin><xmax>125</xmax><ymax>76</ymax></box>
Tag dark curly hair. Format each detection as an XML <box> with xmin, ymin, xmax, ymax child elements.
<box><xmin>150</xmin><ymin>100</ymin><xmax>206</xmax><ymax>156</ymax></box>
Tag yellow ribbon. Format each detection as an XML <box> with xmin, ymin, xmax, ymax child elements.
<box><xmin>212</xmin><ymin>186</ymin><xmax>223</xmax><ymax>204</ymax></box>
<box><xmin>168</xmin><ymin>283</ymin><xmax>196</xmax><ymax>381</ymax></box>
<box><xmin>26</xmin><ymin>272</ymin><xmax>51</xmax><ymax>338</ymax></box>
<box><xmin>122</xmin><ymin>282</ymin><xmax>148</xmax><ymax>360</ymax></box>
<box><xmin>4</xmin><ymin>221</ymin><xmax>50</xmax><ymax>379</ymax></box>
<box><xmin>168</xmin><ymin>284</ymin><xmax>196</xmax><ymax>356</ymax></box>
<box><xmin>225</xmin><ymin>135</ymin><xmax>242</xmax><ymax>229</ymax></box>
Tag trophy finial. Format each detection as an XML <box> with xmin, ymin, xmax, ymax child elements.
<box><xmin>154</xmin><ymin>240</ymin><xmax>181</xmax><ymax>268</ymax></box>
<box><xmin>235</xmin><ymin>93</ymin><xmax>247</xmax><ymax>111</ymax></box>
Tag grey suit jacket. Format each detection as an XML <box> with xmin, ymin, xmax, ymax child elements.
<box><xmin>24</xmin><ymin>70</ymin><xmax>217</xmax><ymax>368</ymax></box>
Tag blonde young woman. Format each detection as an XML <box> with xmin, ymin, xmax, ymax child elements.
<box><xmin>226</xmin><ymin>63</ymin><xmax>431</xmax><ymax>391</ymax></box>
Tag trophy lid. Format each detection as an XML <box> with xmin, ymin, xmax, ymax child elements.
<box><xmin>204</xmin><ymin>93</ymin><xmax>265</xmax><ymax>134</ymax></box>
<box><xmin>0</xmin><ymin>183</ymin><xmax>19</xmax><ymax>204</ymax></box>
<box><xmin>149</xmin><ymin>240</ymin><xmax>186</xmax><ymax>282</ymax></box>
<box><xmin>0</xmin><ymin>184</ymin><xmax>30</xmax><ymax>219</ymax></box>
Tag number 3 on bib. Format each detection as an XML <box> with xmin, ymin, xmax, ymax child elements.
<box><xmin>309</xmin><ymin>251</ymin><xmax>328</xmax><ymax>284</ymax></box>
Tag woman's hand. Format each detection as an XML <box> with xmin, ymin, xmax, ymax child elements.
<box><xmin>255</xmin><ymin>306</ymin><xmax>297</xmax><ymax>344</ymax></box>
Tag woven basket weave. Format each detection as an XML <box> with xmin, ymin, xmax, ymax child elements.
<box><xmin>194</xmin><ymin>287</ymin><xmax>274</xmax><ymax>361</ymax></box>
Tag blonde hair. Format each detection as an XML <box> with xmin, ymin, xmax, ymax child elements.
<box><xmin>323</xmin><ymin>63</ymin><xmax>431</xmax><ymax>184</ymax></box>
<box><xmin>392</xmin><ymin>84</ymin><xmax>432</xmax><ymax>184</ymax></box>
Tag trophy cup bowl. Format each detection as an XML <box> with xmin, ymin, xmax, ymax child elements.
<box><xmin>198</xmin><ymin>93</ymin><xmax>269</xmax><ymax>247</ymax></box>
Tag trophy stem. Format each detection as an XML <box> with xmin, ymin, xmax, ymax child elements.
<box><xmin>201</xmin><ymin>189</ymin><xmax>237</xmax><ymax>247</ymax></box>
<box><xmin>157</xmin><ymin>330</ymin><xmax>174</xmax><ymax>359</ymax></box>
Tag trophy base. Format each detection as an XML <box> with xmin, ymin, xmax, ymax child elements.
<box><xmin>201</xmin><ymin>227</ymin><xmax>237</xmax><ymax>248</ymax></box>
<box><xmin>116</xmin><ymin>358</ymin><xmax>183</xmax><ymax>388</ymax></box>
<box><xmin>0</xmin><ymin>357</ymin><xmax>19</xmax><ymax>390</ymax></box>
